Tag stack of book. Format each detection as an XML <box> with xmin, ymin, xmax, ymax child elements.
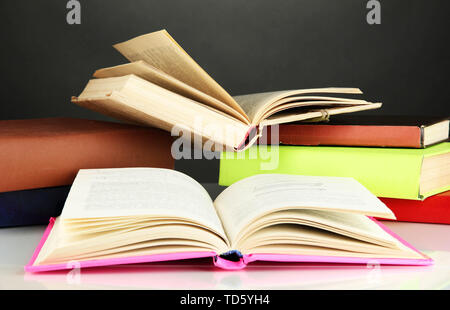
<box><xmin>219</xmin><ymin>115</ymin><xmax>450</xmax><ymax>224</ymax></box>
<box><xmin>0</xmin><ymin>118</ymin><xmax>174</xmax><ymax>227</ymax></box>
<box><xmin>20</xmin><ymin>29</ymin><xmax>444</xmax><ymax>272</ymax></box>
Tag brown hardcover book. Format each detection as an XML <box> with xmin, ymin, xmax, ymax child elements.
<box><xmin>262</xmin><ymin>115</ymin><xmax>449</xmax><ymax>148</ymax></box>
<box><xmin>0</xmin><ymin>118</ymin><xmax>174</xmax><ymax>192</ymax></box>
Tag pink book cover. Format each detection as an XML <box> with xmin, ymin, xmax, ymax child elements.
<box><xmin>25</xmin><ymin>217</ymin><xmax>433</xmax><ymax>273</ymax></box>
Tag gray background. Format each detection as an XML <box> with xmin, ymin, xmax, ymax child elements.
<box><xmin>1</xmin><ymin>0</ymin><xmax>449</xmax><ymax>182</ymax></box>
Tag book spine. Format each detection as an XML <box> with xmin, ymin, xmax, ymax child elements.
<box><xmin>236</xmin><ymin>125</ymin><xmax>259</xmax><ymax>152</ymax></box>
<box><xmin>262</xmin><ymin>124</ymin><xmax>423</xmax><ymax>148</ymax></box>
<box><xmin>0</xmin><ymin>128</ymin><xmax>174</xmax><ymax>192</ymax></box>
<box><xmin>213</xmin><ymin>251</ymin><xmax>247</xmax><ymax>270</ymax></box>
<box><xmin>0</xmin><ymin>186</ymin><xmax>70</xmax><ymax>227</ymax></box>
<box><xmin>219</xmin><ymin>145</ymin><xmax>423</xmax><ymax>199</ymax></box>
<box><xmin>378</xmin><ymin>192</ymin><xmax>450</xmax><ymax>224</ymax></box>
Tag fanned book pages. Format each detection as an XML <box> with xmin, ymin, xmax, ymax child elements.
<box><xmin>26</xmin><ymin>168</ymin><xmax>432</xmax><ymax>272</ymax></box>
<box><xmin>72</xmin><ymin>29</ymin><xmax>382</xmax><ymax>151</ymax></box>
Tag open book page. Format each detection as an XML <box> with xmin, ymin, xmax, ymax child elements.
<box><xmin>213</xmin><ymin>174</ymin><xmax>395</xmax><ymax>246</ymax></box>
<box><xmin>60</xmin><ymin>168</ymin><xmax>227</xmax><ymax>241</ymax></box>
<box><xmin>73</xmin><ymin>75</ymin><xmax>251</xmax><ymax>150</ymax></box>
<box><xmin>248</xmin><ymin>244</ymin><xmax>422</xmax><ymax>259</ymax></box>
<box><xmin>232</xmin><ymin>208</ymin><xmax>425</xmax><ymax>260</ymax></box>
<box><xmin>32</xmin><ymin>168</ymin><xmax>233</xmax><ymax>265</ymax></box>
<box><xmin>235</xmin><ymin>209</ymin><xmax>401</xmax><ymax>249</ymax></box>
<box><xmin>113</xmin><ymin>29</ymin><xmax>247</xmax><ymax>118</ymax></box>
<box><xmin>234</xmin><ymin>88</ymin><xmax>366</xmax><ymax>124</ymax></box>
<box><xmin>261</xmin><ymin>102</ymin><xmax>383</xmax><ymax>126</ymax></box>
<box><xmin>238</xmin><ymin>224</ymin><xmax>418</xmax><ymax>258</ymax></box>
<box><xmin>256</xmin><ymin>97</ymin><xmax>371</xmax><ymax>122</ymax></box>
<box><xmin>33</xmin><ymin>217</ymin><xmax>225</xmax><ymax>266</ymax></box>
<box><xmin>94</xmin><ymin>61</ymin><xmax>249</xmax><ymax>124</ymax></box>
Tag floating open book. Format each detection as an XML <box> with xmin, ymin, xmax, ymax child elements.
<box><xmin>72</xmin><ymin>29</ymin><xmax>382</xmax><ymax>151</ymax></box>
<box><xmin>26</xmin><ymin>169</ymin><xmax>431</xmax><ymax>272</ymax></box>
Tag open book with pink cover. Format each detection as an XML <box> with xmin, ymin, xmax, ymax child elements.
<box><xmin>25</xmin><ymin>169</ymin><xmax>432</xmax><ymax>272</ymax></box>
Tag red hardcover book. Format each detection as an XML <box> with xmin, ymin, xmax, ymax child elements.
<box><xmin>378</xmin><ymin>191</ymin><xmax>450</xmax><ymax>224</ymax></box>
<box><xmin>0</xmin><ymin>118</ymin><xmax>174</xmax><ymax>192</ymax></box>
<box><xmin>262</xmin><ymin>115</ymin><xmax>449</xmax><ymax>148</ymax></box>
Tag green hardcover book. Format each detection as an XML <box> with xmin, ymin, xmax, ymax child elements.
<box><xmin>219</xmin><ymin>142</ymin><xmax>450</xmax><ymax>200</ymax></box>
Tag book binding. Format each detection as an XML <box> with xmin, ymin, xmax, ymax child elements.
<box><xmin>236</xmin><ymin>126</ymin><xmax>260</xmax><ymax>152</ymax></box>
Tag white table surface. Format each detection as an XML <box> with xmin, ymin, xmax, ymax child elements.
<box><xmin>1</xmin><ymin>221</ymin><xmax>449</xmax><ymax>290</ymax></box>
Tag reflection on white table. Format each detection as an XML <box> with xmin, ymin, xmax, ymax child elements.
<box><xmin>0</xmin><ymin>221</ymin><xmax>449</xmax><ymax>290</ymax></box>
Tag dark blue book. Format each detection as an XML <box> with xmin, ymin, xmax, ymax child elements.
<box><xmin>0</xmin><ymin>186</ymin><xmax>70</xmax><ymax>227</ymax></box>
